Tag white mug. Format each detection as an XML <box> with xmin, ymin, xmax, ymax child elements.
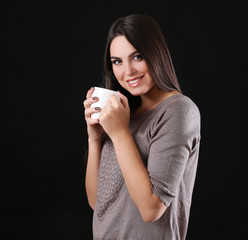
<box><xmin>90</xmin><ymin>87</ymin><xmax>119</xmax><ymax>119</ymax></box>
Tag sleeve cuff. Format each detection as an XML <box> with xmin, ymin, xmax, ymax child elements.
<box><xmin>150</xmin><ymin>174</ymin><xmax>176</xmax><ymax>207</ymax></box>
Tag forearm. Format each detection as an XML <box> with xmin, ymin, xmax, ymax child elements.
<box><xmin>85</xmin><ymin>139</ymin><xmax>101</xmax><ymax>210</ymax></box>
<box><xmin>111</xmin><ymin>130</ymin><xmax>166</xmax><ymax>222</ymax></box>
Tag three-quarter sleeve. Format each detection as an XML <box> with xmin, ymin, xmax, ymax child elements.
<box><xmin>147</xmin><ymin>99</ymin><xmax>201</xmax><ymax>207</ymax></box>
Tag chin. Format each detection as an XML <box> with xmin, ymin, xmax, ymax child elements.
<box><xmin>128</xmin><ymin>88</ymin><xmax>147</xmax><ymax>96</ymax></box>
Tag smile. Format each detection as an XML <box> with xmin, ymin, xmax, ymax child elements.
<box><xmin>126</xmin><ymin>76</ymin><xmax>144</xmax><ymax>87</ymax></box>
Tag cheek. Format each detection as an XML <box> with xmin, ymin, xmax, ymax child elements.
<box><xmin>137</xmin><ymin>61</ymin><xmax>149</xmax><ymax>73</ymax></box>
<box><xmin>113</xmin><ymin>67</ymin><xmax>124</xmax><ymax>81</ymax></box>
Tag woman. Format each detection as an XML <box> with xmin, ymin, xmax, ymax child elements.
<box><xmin>84</xmin><ymin>14</ymin><xmax>200</xmax><ymax>240</ymax></box>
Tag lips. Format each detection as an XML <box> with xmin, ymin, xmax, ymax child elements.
<box><xmin>126</xmin><ymin>76</ymin><xmax>143</xmax><ymax>87</ymax></box>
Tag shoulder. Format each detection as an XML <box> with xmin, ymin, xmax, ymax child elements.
<box><xmin>166</xmin><ymin>94</ymin><xmax>199</xmax><ymax>114</ymax></box>
<box><xmin>152</xmin><ymin>94</ymin><xmax>201</xmax><ymax>137</ymax></box>
<box><xmin>155</xmin><ymin>94</ymin><xmax>200</xmax><ymax>121</ymax></box>
<box><xmin>130</xmin><ymin>94</ymin><xmax>200</xmax><ymax>135</ymax></box>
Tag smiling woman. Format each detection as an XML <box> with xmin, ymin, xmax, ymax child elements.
<box><xmin>83</xmin><ymin>14</ymin><xmax>200</xmax><ymax>240</ymax></box>
<box><xmin>110</xmin><ymin>36</ymin><xmax>155</xmax><ymax>97</ymax></box>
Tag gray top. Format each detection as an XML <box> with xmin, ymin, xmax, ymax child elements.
<box><xmin>93</xmin><ymin>94</ymin><xmax>201</xmax><ymax>240</ymax></box>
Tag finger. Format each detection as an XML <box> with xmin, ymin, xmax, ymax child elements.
<box><xmin>83</xmin><ymin>96</ymin><xmax>99</xmax><ymax>109</ymax></box>
<box><xmin>86</xmin><ymin>117</ymin><xmax>100</xmax><ymax>126</ymax></box>
<box><xmin>117</xmin><ymin>91</ymin><xmax>129</xmax><ymax>109</ymax></box>
<box><xmin>86</xmin><ymin>87</ymin><xmax>94</xmax><ymax>99</ymax></box>
<box><xmin>108</xmin><ymin>94</ymin><xmax>121</xmax><ymax>106</ymax></box>
<box><xmin>85</xmin><ymin>107</ymin><xmax>101</xmax><ymax>118</ymax></box>
<box><xmin>98</xmin><ymin>110</ymin><xmax>107</xmax><ymax>123</ymax></box>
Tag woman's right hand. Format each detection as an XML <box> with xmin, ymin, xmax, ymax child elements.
<box><xmin>84</xmin><ymin>87</ymin><xmax>104</xmax><ymax>142</ymax></box>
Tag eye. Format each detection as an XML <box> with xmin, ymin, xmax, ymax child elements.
<box><xmin>133</xmin><ymin>54</ymin><xmax>143</xmax><ymax>61</ymax></box>
<box><xmin>112</xmin><ymin>59</ymin><xmax>122</xmax><ymax>65</ymax></box>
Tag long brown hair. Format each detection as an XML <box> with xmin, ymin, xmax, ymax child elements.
<box><xmin>104</xmin><ymin>14</ymin><xmax>181</xmax><ymax>111</ymax></box>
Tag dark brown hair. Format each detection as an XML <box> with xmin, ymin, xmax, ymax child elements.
<box><xmin>104</xmin><ymin>14</ymin><xmax>181</xmax><ymax>111</ymax></box>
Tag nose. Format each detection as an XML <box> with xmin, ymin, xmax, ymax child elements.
<box><xmin>125</xmin><ymin>61</ymin><xmax>136</xmax><ymax>76</ymax></box>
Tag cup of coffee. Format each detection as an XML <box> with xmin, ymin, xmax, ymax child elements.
<box><xmin>90</xmin><ymin>87</ymin><xmax>119</xmax><ymax>119</ymax></box>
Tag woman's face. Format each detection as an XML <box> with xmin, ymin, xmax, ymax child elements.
<box><xmin>110</xmin><ymin>36</ymin><xmax>155</xmax><ymax>96</ymax></box>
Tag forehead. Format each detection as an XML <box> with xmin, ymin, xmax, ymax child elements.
<box><xmin>110</xmin><ymin>36</ymin><xmax>137</xmax><ymax>57</ymax></box>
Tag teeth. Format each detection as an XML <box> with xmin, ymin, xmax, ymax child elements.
<box><xmin>128</xmin><ymin>78</ymin><xmax>141</xmax><ymax>84</ymax></box>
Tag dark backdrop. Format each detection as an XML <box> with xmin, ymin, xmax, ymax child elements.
<box><xmin>1</xmin><ymin>1</ymin><xmax>246</xmax><ymax>239</ymax></box>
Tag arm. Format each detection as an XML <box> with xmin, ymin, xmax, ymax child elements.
<box><xmin>84</xmin><ymin>87</ymin><xmax>104</xmax><ymax>210</ymax></box>
<box><xmin>99</xmin><ymin>93</ymin><xmax>166</xmax><ymax>222</ymax></box>
<box><xmin>85</xmin><ymin>139</ymin><xmax>101</xmax><ymax>210</ymax></box>
<box><xmin>112</xmin><ymin>130</ymin><xmax>167</xmax><ymax>223</ymax></box>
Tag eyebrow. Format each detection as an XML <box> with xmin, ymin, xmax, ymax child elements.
<box><xmin>110</xmin><ymin>51</ymin><xmax>139</xmax><ymax>60</ymax></box>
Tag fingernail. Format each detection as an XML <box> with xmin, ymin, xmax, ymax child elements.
<box><xmin>95</xmin><ymin>107</ymin><xmax>99</xmax><ymax>110</ymax></box>
<box><xmin>93</xmin><ymin>97</ymin><xmax>97</xmax><ymax>100</ymax></box>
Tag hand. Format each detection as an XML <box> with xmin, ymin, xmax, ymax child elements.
<box><xmin>99</xmin><ymin>91</ymin><xmax>130</xmax><ymax>140</ymax></box>
<box><xmin>83</xmin><ymin>87</ymin><xmax>104</xmax><ymax>142</ymax></box>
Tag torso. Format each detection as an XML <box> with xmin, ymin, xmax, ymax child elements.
<box><xmin>93</xmin><ymin>94</ymin><xmax>201</xmax><ymax>240</ymax></box>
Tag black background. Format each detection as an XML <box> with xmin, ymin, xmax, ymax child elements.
<box><xmin>1</xmin><ymin>1</ymin><xmax>246</xmax><ymax>239</ymax></box>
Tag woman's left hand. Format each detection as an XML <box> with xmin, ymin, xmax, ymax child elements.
<box><xmin>99</xmin><ymin>91</ymin><xmax>130</xmax><ymax>140</ymax></box>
